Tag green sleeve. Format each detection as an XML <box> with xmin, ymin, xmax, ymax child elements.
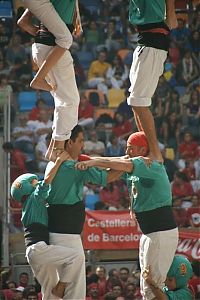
<box><xmin>131</xmin><ymin>158</ymin><xmax>163</xmax><ymax>178</ymax></box>
<box><xmin>80</xmin><ymin>167</ymin><xmax>108</xmax><ymax>187</ymax></box>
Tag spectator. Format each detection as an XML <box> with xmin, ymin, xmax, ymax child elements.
<box><xmin>12</xmin><ymin>113</ymin><xmax>35</xmax><ymax>158</ymax></box>
<box><xmin>170</xmin><ymin>18</ymin><xmax>191</xmax><ymax>52</ymax></box>
<box><xmin>106</xmin><ymin>55</ymin><xmax>128</xmax><ymax>89</ymax></box>
<box><xmin>96</xmin><ymin>266</ymin><xmax>107</xmax><ymax>297</ymax></box>
<box><xmin>175</xmin><ymin>50</ymin><xmax>199</xmax><ymax>86</ymax></box>
<box><xmin>119</xmin><ymin>267</ymin><xmax>130</xmax><ymax>287</ymax></box>
<box><xmin>82</xmin><ymin>21</ymin><xmax>103</xmax><ymax>55</ymax></box>
<box><xmin>29</xmin><ymin>98</ymin><xmax>48</xmax><ymax>121</ymax></box>
<box><xmin>162</xmin><ymin>111</ymin><xmax>181</xmax><ymax>150</ymax></box>
<box><xmin>5</xmin><ymin>34</ymin><xmax>27</xmax><ymax>66</ymax></box>
<box><xmin>87</xmin><ymin>51</ymin><xmax>111</xmax><ymax>95</ymax></box>
<box><xmin>159</xmin><ymin>144</ymin><xmax>178</xmax><ymax>182</ymax></box>
<box><xmin>172</xmin><ymin>198</ymin><xmax>188</xmax><ymax>228</ymax></box>
<box><xmin>18</xmin><ymin>272</ymin><xmax>29</xmax><ymax>289</ymax></box>
<box><xmin>172</xmin><ymin>171</ymin><xmax>194</xmax><ymax>202</ymax></box>
<box><xmin>103</xmin><ymin>20</ymin><xmax>124</xmax><ymax>52</ymax></box>
<box><xmin>106</xmin><ymin>269</ymin><xmax>120</xmax><ymax>293</ymax></box>
<box><xmin>177</xmin><ymin>132</ymin><xmax>199</xmax><ymax>171</ymax></box>
<box><xmin>185</xmin><ymin>89</ymin><xmax>200</xmax><ymax>138</ymax></box>
<box><xmin>124</xmin><ymin>282</ymin><xmax>142</xmax><ymax>300</ymax></box>
<box><xmin>189</xmin><ymin>260</ymin><xmax>200</xmax><ymax>299</ymax></box>
<box><xmin>86</xmin><ymin>283</ymin><xmax>101</xmax><ymax>300</ymax></box>
<box><xmin>27</xmin><ymin>291</ymin><xmax>38</xmax><ymax>300</ymax></box>
<box><xmin>84</xmin><ymin>129</ymin><xmax>105</xmax><ymax>156</ymax></box>
<box><xmin>99</xmin><ymin>182</ymin><xmax>121</xmax><ymax>209</ymax></box>
<box><xmin>105</xmin><ymin>134</ymin><xmax>125</xmax><ymax>157</ymax></box>
<box><xmin>78</xmin><ymin>91</ymin><xmax>95</xmax><ymax>128</ymax></box>
<box><xmin>28</xmin><ymin>109</ymin><xmax>52</xmax><ymax>144</ymax></box>
<box><xmin>112</xmin><ymin>112</ymin><xmax>133</xmax><ymax>141</ymax></box>
<box><xmin>0</xmin><ymin>22</ymin><xmax>11</xmax><ymax>49</ymax></box>
<box><xmin>2</xmin><ymin>142</ymin><xmax>27</xmax><ymax>183</ymax></box>
<box><xmin>35</xmin><ymin>133</ymin><xmax>51</xmax><ymax>173</ymax></box>
<box><xmin>163</xmin><ymin>89</ymin><xmax>183</xmax><ymax>119</ymax></box>
<box><xmin>112</xmin><ymin>284</ymin><xmax>124</xmax><ymax>298</ymax></box>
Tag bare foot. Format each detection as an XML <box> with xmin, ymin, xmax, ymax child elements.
<box><xmin>52</xmin><ymin>282</ymin><xmax>67</xmax><ymax>299</ymax></box>
<box><xmin>17</xmin><ymin>18</ymin><xmax>38</xmax><ymax>36</ymax></box>
<box><xmin>30</xmin><ymin>78</ymin><xmax>56</xmax><ymax>92</ymax></box>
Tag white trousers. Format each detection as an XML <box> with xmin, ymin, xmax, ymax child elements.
<box><xmin>139</xmin><ymin>227</ymin><xmax>179</xmax><ymax>300</ymax></box>
<box><xmin>32</xmin><ymin>43</ymin><xmax>80</xmax><ymax>140</ymax></box>
<box><xmin>23</xmin><ymin>0</ymin><xmax>72</xmax><ymax>49</ymax></box>
<box><xmin>127</xmin><ymin>46</ymin><xmax>167</xmax><ymax>107</ymax></box>
<box><xmin>44</xmin><ymin>233</ymin><xmax>86</xmax><ymax>300</ymax></box>
<box><xmin>26</xmin><ymin>241</ymin><xmax>84</xmax><ymax>300</ymax></box>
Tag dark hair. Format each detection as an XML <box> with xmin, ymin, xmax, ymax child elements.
<box><xmin>65</xmin><ymin>125</ymin><xmax>83</xmax><ymax>147</ymax></box>
<box><xmin>19</xmin><ymin>272</ymin><xmax>29</xmax><ymax>277</ymax></box>
<box><xmin>2</xmin><ymin>142</ymin><xmax>13</xmax><ymax>151</ymax></box>
<box><xmin>120</xmin><ymin>267</ymin><xmax>130</xmax><ymax>274</ymax></box>
<box><xmin>27</xmin><ymin>291</ymin><xmax>38</xmax><ymax>299</ymax></box>
<box><xmin>35</xmin><ymin>98</ymin><xmax>46</xmax><ymax>107</ymax></box>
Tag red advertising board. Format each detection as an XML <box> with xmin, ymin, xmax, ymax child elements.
<box><xmin>83</xmin><ymin>211</ymin><xmax>200</xmax><ymax>260</ymax></box>
<box><xmin>83</xmin><ymin>210</ymin><xmax>142</xmax><ymax>250</ymax></box>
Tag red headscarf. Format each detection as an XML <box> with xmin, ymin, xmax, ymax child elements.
<box><xmin>127</xmin><ymin>131</ymin><xmax>149</xmax><ymax>151</ymax></box>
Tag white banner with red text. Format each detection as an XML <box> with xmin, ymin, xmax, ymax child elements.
<box><xmin>83</xmin><ymin>211</ymin><xmax>200</xmax><ymax>260</ymax></box>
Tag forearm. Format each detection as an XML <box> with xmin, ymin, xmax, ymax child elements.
<box><xmin>44</xmin><ymin>158</ymin><xmax>62</xmax><ymax>184</ymax></box>
<box><xmin>165</xmin><ymin>0</ymin><xmax>177</xmax><ymax>29</ymax></box>
<box><xmin>90</xmin><ymin>158</ymin><xmax>132</xmax><ymax>172</ymax></box>
<box><xmin>146</xmin><ymin>280</ymin><xmax>168</xmax><ymax>300</ymax></box>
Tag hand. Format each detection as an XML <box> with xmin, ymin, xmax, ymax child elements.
<box><xmin>73</xmin><ymin>24</ymin><xmax>83</xmax><ymax>38</ymax></box>
<box><xmin>75</xmin><ymin>160</ymin><xmax>94</xmax><ymax>170</ymax></box>
<box><xmin>142</xmin><ymin>266</ymin><xmax>154</xmax><ymax>285</ymax></box>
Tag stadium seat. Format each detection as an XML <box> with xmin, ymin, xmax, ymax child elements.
<box><xmin>77</xmin><ymin>51</ymin><xmax>94</xmax><ymax>70</ymax></box>
<box><xmin>107</xmin><ymin>88</ymin><xmax>125</xmax><ymax>108</ymax></box>
<box><xmin>165</xmin><ymin>148</ymin><xmax>175</xmax><ymax>160</ymax></box>
<box><xmin>39</xmin><ymin>91</ymin><xmax>54</xmax><ymax>107</ymax></box>
<box><xmin>85</xmin><ymin>194</ymin><xmax>100</xmax><ymax>210</ymax></box>
<box><xmin>0</xmin><ymin>1</ymin><xmax>13</xmax><ymax>18</ymax></box>
<box><xmin>17</xmin><ymin>91</ymin><xmax>37</xmax><ymax>112</ymax></box>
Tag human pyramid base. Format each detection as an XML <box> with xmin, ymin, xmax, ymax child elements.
<box><xmin>10</xmin><ymin>1</ymin><xmax>194</xmax><ymax>299</ymax></box>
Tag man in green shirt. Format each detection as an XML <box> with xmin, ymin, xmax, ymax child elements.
<box><xmin>44</xmin><ymin>125</ymin><xmax>122</xmax><ymax>300</ymax></box>
<box><xmin>127</xmin><ymin>0</ymin><xmax>177</xmax><ymax>163</ymax></box>
<box><xmin>76</xmin><ymin>130</ymin><xmax>179</xmax><ymax>300</ymax></box>
<box><xmin>10</xmin><ymin>152</ymin><xmax>83</xmax><ymax>299</ymax></box>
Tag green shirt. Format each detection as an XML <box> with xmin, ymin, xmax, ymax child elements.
<box><xmin>125</xmin><ymin>158</ymin><xmax>172</xmax><ymax>213</ymax></box>
<box><xmin>46</xmin><ymin>161</ymin><xmax>108</xmax><ymax>205</ymax></box>
<box><xmin>22</xmin><ymin>181</ymin><xmax>50</xmax><ymax>227</ymax></box>
<box><xmin>164</xmin><ymin>287</ymin><xmax>193</xmax><ymax>300</ymax></box>
<box><xmin>51</xmin><ymin>0</ymin><xmax>76</xmax><ymax>25</ymax></box>
<box><xmin>129</xmin><ymin>0</ymin><xmax>166</xmax><ymax>25</ymax></box>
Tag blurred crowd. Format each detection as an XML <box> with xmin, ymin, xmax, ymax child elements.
<box><xmin>0</xmin><ymin>259</ymin><xmax>200</xmax><ymax>300</ymax></box>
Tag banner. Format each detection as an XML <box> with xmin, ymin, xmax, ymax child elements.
<box><xmin>177</xmin><ymin>231</ymin><xmax>200</xmax><ymax>261</ymax></box>
<box><xmin>83</xmin><ymin>210</ymin><xmax>141</xmax><ymax>250</ymax></box>
<box><xmin>83</xmin><ymin>211</ymin><xmax>200</xmax><ymax>260</ymax></box>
